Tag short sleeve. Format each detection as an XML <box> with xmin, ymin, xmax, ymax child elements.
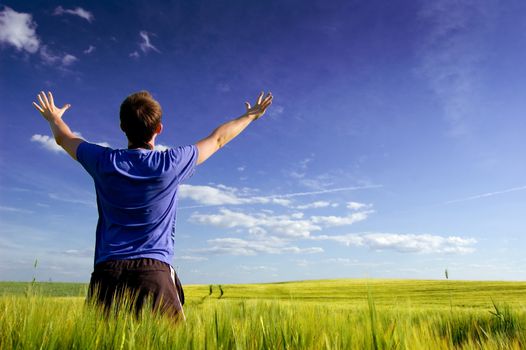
<box><xmin>76</xmin><ymin>141</ymin><xmax>108</xmax><ymax>178</ymax></box>
<box><xmin>170</xmin><ymin>145</ymin><xmax>198</xmax><ymax>183</ymax></box>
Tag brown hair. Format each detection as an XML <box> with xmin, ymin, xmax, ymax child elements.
<box><xmin>120</xmin><ymin>91</ymin><xmax>162</xmax><ymax>146</ymax></box>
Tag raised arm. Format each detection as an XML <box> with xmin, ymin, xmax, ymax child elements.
<box><xmin>195</xmin><ymin>91</ymin><xmax>273</xmax><ymax>165</ymax></box>
<box><xmin>32</xmin><ymin>91</ymin><xmax>84</xmax><ymax>160</ymax></box>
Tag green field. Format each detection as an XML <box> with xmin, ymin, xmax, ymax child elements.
<box><xmin>1</xmin><ymin>279</ymin><xmax>525</xmax><ymax>349</ymax></box>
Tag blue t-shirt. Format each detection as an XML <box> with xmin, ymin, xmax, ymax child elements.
<box><xmin>76</xmin><ymin>142</ymin><xmax>198</xmax><ymax>267</ymax></box>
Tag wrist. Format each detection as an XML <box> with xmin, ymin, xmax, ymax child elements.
<box><xmin>46</xmin><ymin>115</ymin><xmax>61</xmax><ymax>123</ymax></box>
<box><xmin>243</xmin><ymin>113</ymin><xmax>258</xmax><ymax>122</ymax></box>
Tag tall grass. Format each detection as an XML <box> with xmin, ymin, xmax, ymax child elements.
<box><xmin>1</xmin><ymin>279</ymin><xmax>525</xmax><ymax>349</ymax></box>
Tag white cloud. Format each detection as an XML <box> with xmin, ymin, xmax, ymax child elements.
<box><xmin>53</xmin><ymin>6</ymin><xmax>94</xmax><ymax>22</ymax></box>
<box><xmin>31</xmin><ymin>134</ymin><xmax>63</xmax><ymax>153</ymax></box>
<box><xmin>179</xmin><ymin>183</ymin><xmax>380</xmax><ymax>209</ymax></box>
<box><xmin>190</xmin><ymin>208</ymin><xmax>322</xmax><ymax>238</ymax></box>
<box><xmin>311</xmin><ymin>211</ymin><xmax>373</xmax><ymax>227</ymax></box>
<box><xmin>61</xmin><ymin>54</ymin><xmax>77</xmax><ymax>66</ymax></box>
<box><xmin>129</xmin><ymin>51</ymin><xmax>140</xmax><ymax>58</ymax></box>
<box><xmin>139</xmin><ymin>31</ymin><xmax>160</xmax><ymax>53</ymax></box>
<box><xmin>179</xmin><ymin>184</ymin><xmax>292</xmax><ymax>207</ymax></box>
<box><xmin>0</xmin><ymin>7</ymin><xmax>81</xmax><ymax>68</ymax></box>
<box><xmin>83</xmin><ymin>45</ymin><xmax>95</xmax><ymax>54</ymax></box>
<box><xmin>0</xmin><ymin>6</ymin><xmax>40</xmax><ymax>53</ymax></box>
<box><xmin>194</xmin><ymin>237</ymin><xmax>323</xmax><ymax>256</ymax></box>
<box><xmin>312</xmin><ymin>233</ymin><xmax>476</xmax><ymax>254</ymax></box>
<box><xmin>296</xmin><ymin>201</ymin><xmax>332</xmax><ymax>209</ymax></box>
<box><xmin>176</xmin><ymin>255</ymin><xmax>208</xmax><ymax>262</ymax></box>
<box><xmin>239</xmin><ymin>265</ymin><xmax>277</xmax><ymax>271</ymax></box>
<box><xmin>180</xmin><ymin>185</ymin><xmax>247</xmax><ymax>206</ymax></box>
<box><xmin>31</xmin><ymin>133</ymin><xmax>111</xmax><ymax>152</ymax></box>
<box><xmin>61</xmin><ymin>248</ymin><xmax>93</xmax><ymax>258</ymax></box>
<box><xmin>95</xmin><ymin>141</ymin><xmax>111</xmax><ymax>148</ymax></box>
<box><xmin>347</xmin><ymin>201</ymin><xmax>371</xmax><ymax>210</ymax></box>
<box><xmin>154</xmin><ymin>144</ymin><xmax>170</xmax><ymax>151</ymax></box>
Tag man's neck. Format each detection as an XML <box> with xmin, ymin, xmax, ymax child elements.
<box><xmin>128</xmin><ymin>141</ymin><xmax>154</xmax><ymax>150</ymax></box>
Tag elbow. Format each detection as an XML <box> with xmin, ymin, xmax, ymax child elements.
<box><xmin>55</xmin><ymin>136</ymin><xmax>64</xmax><ymax>146</ymax></box>
<box><xmin>216</xmin><ymin>135</ymin><xmax>227</xmax><ymax>149</ymax></box>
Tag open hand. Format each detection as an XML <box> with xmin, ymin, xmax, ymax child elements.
<box><xmin>32</xmin><ymin>91</ymin><xmax>71</xmax><ymax>122</ymax></box>
<box><xmin>244</xmin><ymin>91</ymin><xmax>273</xmax><ymax>120</ymax></box>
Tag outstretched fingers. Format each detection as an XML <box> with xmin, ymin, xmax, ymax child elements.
<box><xmin>257</xmin><ymin>91</ymin><xmax>264</xmax><ymax>105</ymax></box>
<box><xmin>262</xmin><ymin>93</ymin><xmax>273</xmax><ymax>107</ymax></box>
<box><xmin>40</xmin><ymin>91</ymin><xmax>50</xmax><ymax>108</ymax></box>
<box><xmin>37</xmin><ymin>93</ymin><xmax>46</xmax><ymax>110</ymax></box>
<box><xmin>32</xmin><ymin>101</ymin><xmax>44</xmax><ymax>113</ymax></box>
<box><xmin>48</xmin><ymin>91</ymin><xmax>55</xmax><ymax>108</ymax></box>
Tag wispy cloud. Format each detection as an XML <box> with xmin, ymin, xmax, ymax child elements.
<box><xmin>129</xmin><ymin>31</ymin><xmax>160</xmax><ymax>58</ymax></box>
<box><xmin>0</xmin><ymin>6</ymin><xmax>39</xmax><ymax>53</ymax></box>
<box><xmin>268</xmin><ymin>105</ymin><xmax>284</xmax><ymax>118</ymax></box>
<box><xmin>217</xmin><ymin>83</ymin><xmax>231</xmax><ymax>93</ymax></box>
<box><xmin>53</xmin><ymin>6</ymin><xmax>94</xmax><ymax>22</ymax></box>
<box><xmin>239</xmin><ymin>265</ymin><xmax>277</xmax><ymax>272</ymax></box>
<box><xmin>0</xmin><ymin>205</ymin><xmax>33</xmax><ymax>214</ymax></box>
<box><xmin>312</xmin><ymin>233</ymin><xmax>476</xmax><ymax>254</ymax></box>
<box><xmin>139</xmin><ymin>31</ymin><xmax>160</xmax><ymax>53</ymax></box>
<box><xmin>48</xmin><ymin>193</ymin><xmax>96</xmax><ymax>208</ymax></box>
<box><xmin>39</xmin><ymin>45</ymin><xmax>78</xmax><ymax>67</ymax></box>
<box><xmin>83</xmin><ymin>45</ymin><xmax>95</xmax><ymax>54</ymax></box>
<box><xmin>175</xmin><ymin>255</ymin><xmax>208</xmax><ymax>262</ymax></box>
<box><xmin>445</xmin><ymin>185</ymin><xmax>526</xmax><ymax>204</ymax></box>
<box><xmin>274</xmin><ymin>185</ymin><xmax>382</xmax><ymax>199</ymax></box>
<box><xmin>59</xmin><ymin>248</ymin><xmax>94</xmax><ymax>258</ymax></box>
<box><xmin>417</xmin><ymin>0</ymin><xmax>495</xmax><ymax>136</ymax></box>
<box><xmin>180</xmin><ymin>183</ymin><xmax>380</xmax><ymax>209</ymax></box>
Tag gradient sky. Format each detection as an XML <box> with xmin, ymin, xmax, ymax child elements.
<box><xmin>1</xmin><ymin>0</ymin><xmax>526</xmax><ymax>283</ymax></box>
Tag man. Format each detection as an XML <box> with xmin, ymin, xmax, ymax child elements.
<box><xmin>32</xmin><ymin>90</ymin><xmax>273</xmax><ymax>319</ymax></box>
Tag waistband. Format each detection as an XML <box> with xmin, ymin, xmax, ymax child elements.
<box><xmin>94</xmin><ymin>258</ymin><xmax>170</xmax><ymax>271</ymax></box>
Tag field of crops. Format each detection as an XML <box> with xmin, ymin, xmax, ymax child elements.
<box><xmin>1</xmin><ymin>279</ymin><xmax>525</xmax><ymax>349</ymax></box>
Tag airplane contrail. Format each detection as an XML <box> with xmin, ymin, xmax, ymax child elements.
<box><xmin>445</xmin><ymin>185</ymin><xmax>526</xmax><ymax>204</ymax></box>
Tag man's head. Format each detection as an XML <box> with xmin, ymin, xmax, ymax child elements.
<box><xmin>120</xmin><ymin>91</ymin><xmax>163</xmax><ymax>147</ymax></box>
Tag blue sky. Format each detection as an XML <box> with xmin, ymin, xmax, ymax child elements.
<box><xmin>1</xmin><ymin>0</ymin><xmax>526</xmax><ymax>283</ymax></box>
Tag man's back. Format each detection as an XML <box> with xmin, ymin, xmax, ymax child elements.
<box><xmin>76</xmin><ymin>142</ymin><xmax>198</xmax><ymax>266</ymax></box>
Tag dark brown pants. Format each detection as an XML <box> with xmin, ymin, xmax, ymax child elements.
<box><xmin>87</xmin><ymin>258</ymin><xmax>184</xmax><ymax>320</ymax></box>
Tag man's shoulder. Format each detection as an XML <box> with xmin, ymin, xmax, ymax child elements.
<box><xmin>76</xmin><ymin>141</ymin><xmax>114</xmax><ymax>166</ymax></box>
